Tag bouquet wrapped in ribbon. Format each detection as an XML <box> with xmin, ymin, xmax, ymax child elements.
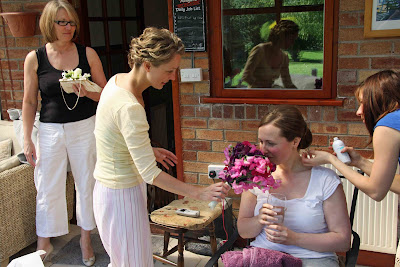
<box><xmin>219</xmin><ymin>141</ymin><xmax>279</xmax><ymax>194</ymax></box>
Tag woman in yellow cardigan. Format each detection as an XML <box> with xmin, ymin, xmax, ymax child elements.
<box><xmin>93</xmin><ymin>27</ymin><xmax>230</xmax><ymax>267</ymax></box>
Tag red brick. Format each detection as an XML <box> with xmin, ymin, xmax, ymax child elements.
<box><xmin>183</xmin><ymin>151</ymin><xmax>197</xmax><ymax>161</ymax></box>
<box><xmin>225</xmin><ymin>130</ymin><xmax>257</xmax><ymax>142</ymax></box>
<box><xmin>343</xmin><ymin>97</ymin><xmax>357</xmax><ymax>109</ymax></box>
<box><xmin>358</xmin><ymin>149</ymin><xmax>374</xmax><ymax>159</ymax></box>
<box><xmin>212</xmin><ymin>141</ymin><xmax>233</xmax><ymax>152</ymax></box>
<box><xmin>179</xmin><ymin>83</ymin><xmax>193</xmax><ymax>94</ymax></box>
<box><xmin>7</xmin><ymin>49</ymin><xmax>30</xmax><ymax>59</ymax></box>
<box><xmin>339</xmin><ymin>28</ymin><xmax>364</xmax><ymax>41</ymax></box>
<box><xmin>1</xmin><ymin>3</ymin><xmax>23</xmax><ymax>12</ymax></box>
<box><xmin>360</xmin><ymin>42</ymin><xmax>392</xmax><ymax>55</ymax></box>
<box><xmin>223</xmin><ymin>105</ymin><xmax>233</xmax><ymax>119</ymax></box>
<box><xmin>337</xmin><ymin>70</ymin><xmax>357</xmax><ymax>84</ymax></box>
<box><xmin>235</xmin><ymin>105</ymin><xmax>244</xmax><ymax>119</ymax></box>
<box><xmin>194</xmin><ymin>58</ymin><xmax>208</xmax><ymax>69</ymax></box>
<box><xmin>241</xmin><ymin>120</ymin><xmax>259</xmax><ymax>131</ymax></box>
<box><xmin>15</xmin><ymin>37</ymin><xmax>40</xmax><ymax>47</ymax></box>
<box><xmin>0</xmin><ymin>49</ymin><xmax>5</xmax><ymax>59</ymax></box>
<box><xmin>371</xmin><ymin>57</ymin><xmax>400</xmax><ymax>69</ymax></box>
<box><xmin>195</xmin><ymin>106</ymin><xmax>210</xmax><ymax>117</ymax></box>
<box><xmin>24</xmin><ymin>3</ymin><xmax>47</xmax><ymax>12</ymax></box>
<box><xmin>338</xmin><ymin>43</ymin><xmax>358</xmax><ymax>56</ymax></box>
<box><xmin>339</xmin><ymin>0</ymin><xmax>364</xmax><ymax>11</ymax></box>
<box><xmin>199</xmin><ymin>174</ymin><xmax>215</xmax><ymax>185</ymax></box>
<box><xmin>183</xmin><ymin>161</ymin><xmax>209</xmax><ymax>173</ymax></box>
<box><xmin>180</xmin><ymin>58</ymin><xmax>192</xmax><ymax>69</ymax></box>
<box><xmin>338</xmin><ymin>136</ymin><xmax>371</xmax><ymax>149</ymax></box>
<box><xmin>0</xmin><ymin>60</ymin><xmax>18</xmax><ymax>70</ymax></box>
<box><xmin>194</xmin><ymin>83</ymin><xmax>209</xmax><ymax>94</ymax></box>
<box><xmin>211</xmin><ymin>105</ymin><xmax>222</xmax><ymax>118</ymax></box>
<box><xmin>202</xmin><ymin>70</ymin><xmax>209</xmax><ymax>81</ymax></box>
<box><xmin>337</xmin><ymin>84</ymin><xmax>358</xmax><ymax>97</ymax></box>
<box><xmin>3</xmin><ymin>81</ymin><xmax>22</xmax><ymax>91</ymax></box>
<box><xmin>182</xmin><ymin>140</ymin><xmax>210</xmax><ymax>151</ymax></box>
<box><xmin>11</xmin><ymin>70</ymin><xmax>24</xmax><ymax>80</ymax></box>
<box><xmin>13</xmin><ymin>91</ymin><xmax>24</xmax><ymax>101</ymax></box>
<box><xmin>181</xmin><ymin>118</ymin><xmax>207</xmax><ymax>128</ymax></box>
<box><xmin>245</xmin><ymin>105</ymin><xmax>256</xmax><ymax>119</ymax></box>
<box><xmin>194</xmin><ymin>52</ymin><xmax>208</xmax><ymax>57</ymax></box>
<box><xmin>337</xmin><ymin>110</ymin><xmax>359</xmax><ymax>121</ymax></box>
<box><xmin>308</xmin><ymin>106</ymin><xmax>322</xmax><ymax>121</ymax></box>
<box><xmin>348</xmin><ymin>123</ymin><xmax>369</xmax><ymax>135</ymax></box>
<box><xmin>196</xmin><ymin>129</ymin><xmax>223</xmax><ymax>140</ymax></box>
<box><xmin>180</xmin><ymin>95</ymin><xmax>199</xmax><ymax>105</ymax></box>
<box><xmin>0</xmin><ymin>37</ymin><xmax>15</xmax><ymax>47</ymax></box>
<box><xmin>394</xmin><ymin>41</ymin><xmax>400</xmax><ymax>55</ymax></box>
<box><xmin>339</xmin><ymin>13</ymin><xmax>359</xmax><ymax>26</ymax></box>
<box><xmin>180</xmin><ymin>106</ymin><xmax>195</xmax><ymax>117</ymax></box>
<box><xmin>197</xmin><ymin>151</ymin><xmax>225</xmax><ymax>163</ymax></box>
<box><xmin>183</xmin><ymin>172</ymin><xmax>198</xmax><ymax>184</ymax></box>
<box><xmin>338</xmin><ymin>57</ymin><xmax>369</xmax><ymax>69</ymax></box>
<box><xmin>181</xmin><ymin>128</ymin><xmax>195</xmax><ymax>139</ymax></box>
<box><xmin>257</xmin><ymin>105</ymin><xmax>269</xmax><ymax>119</ymax></box>
<box><xmin>310</xmin><ymin>123</ymin><xmax>347</xmax><ymax>134</ymax></box>
<box><xmin>208</xmin><ymin>119</ymin><xmax>240</xmax><ymax>130</ymax></box>
<box><xmin>311</xmin><ymin>134</ymin><xmax>329</xmax><ymax>147</ymax></box>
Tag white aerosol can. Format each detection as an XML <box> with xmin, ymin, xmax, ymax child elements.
<box><xmin>332</xmin><ymin>137</ymin><xmax>351</xmax><ymax>164</ymax></box>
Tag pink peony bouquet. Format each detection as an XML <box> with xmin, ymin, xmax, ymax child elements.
<box><xmin>219</xmin><ymin>141</ymin><xmax>280</xmax><ymax>194</ymax></box>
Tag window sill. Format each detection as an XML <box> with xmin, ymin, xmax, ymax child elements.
<box><xmin>202</xmin><ymin>97</ymin><xmax>345</xmax><ymax>106</ymax></box>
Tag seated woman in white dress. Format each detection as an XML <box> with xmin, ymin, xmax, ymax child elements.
<box><xmin>237</xmin><ymin>105</ymin><xmax>351</xmax><ymax>267</ymax></box>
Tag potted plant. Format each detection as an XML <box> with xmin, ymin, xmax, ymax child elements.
<box><xmin>0</xmin><ymin>12</ymin><xmax>38</xmax><ymax>37</ymax></box>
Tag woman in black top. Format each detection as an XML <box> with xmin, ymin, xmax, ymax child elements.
<box><xmin>22</xmin><ymin>0</ymin><xmax>107</xmax><ymax>265</ymax></box>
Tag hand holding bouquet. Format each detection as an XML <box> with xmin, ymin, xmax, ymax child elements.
<box><xmin>219</xmin><ymin>141</ymin><xmax>280</xmax><ymax>194</ymax></box>
<box><xmin>59</xmin><ymin>67</ymin><xmax>102</xmax><ymax>94</ymax></box>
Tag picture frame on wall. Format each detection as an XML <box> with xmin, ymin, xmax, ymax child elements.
<box><xmin>364</xmin><ymin>0</ymin><xmax>400</xmax><ymax>38</ymax></box>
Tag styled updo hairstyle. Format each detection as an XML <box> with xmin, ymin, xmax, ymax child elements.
<box><xmin>259</xmin><ymin>105</ymin><xmax>312</xmax><ymax>150</ymax></box>
<box><xmin>268</xmin><ymin>20</ymin><xmax>299</xmax><ymax>45</ymax></box>
<box><xmin>128</xmin><ymin>27</ymin><xmax>185</xmax><ymax>68</ymax></box>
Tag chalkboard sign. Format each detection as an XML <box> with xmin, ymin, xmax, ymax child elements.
<box><xmin>173</xmin><ymin>0</ymin><xmax>206</xmax><ymax>52</ymax></box>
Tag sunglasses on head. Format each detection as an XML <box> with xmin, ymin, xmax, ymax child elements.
<box><xmin>54</xmin><ymin>20</ymin><xmax>77</xmax><ymax>26</ymax></box>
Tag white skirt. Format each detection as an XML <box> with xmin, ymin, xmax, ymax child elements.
<box><xmin>93</xmin><ymin>181</ymin><xmax>154</xmax><ymax>267</ymax></box>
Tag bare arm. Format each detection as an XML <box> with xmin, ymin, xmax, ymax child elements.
<box><xmin>237</xmin><ymin>190</ymin><xmax>265</xmax><ymax>238</ymax></box>
<box><xmin>268</xmin><ymin>185</ymin><xmax>351</xmax><ymax>252</ymax></box>
<box><xmin>84</xmin><ymin>47</ymin><xmax>107</xmax><ymax>102</ymax></box>
<box><xmin>302</xmin><ymin>127</ymin><xmax>400</xmax><ymax>201</ymax></box>
<box><xmin>152</xmin><ymin>172</ymin><xmax>230</xmax><ymax>202</ymax></box>
<box><xmin>22</xmin><ymin>51</ymin><xmax>39</xmax><ymax>166</ymax></box>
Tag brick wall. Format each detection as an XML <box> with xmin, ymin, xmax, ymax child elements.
<box><xmin>0</xmin><ymin>1</ymin><xmax>47</xmax><ymax>119</ymax></box>
<box><xmin>179</xmin><ymin>0</ymin><xmax>400</xmax><ymax>214</ymax></box>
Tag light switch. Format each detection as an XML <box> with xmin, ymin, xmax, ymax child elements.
<box><xmin>180</xmin><ymin>68</ymin><xmax>203</xmax><ymax>82</ymax></box>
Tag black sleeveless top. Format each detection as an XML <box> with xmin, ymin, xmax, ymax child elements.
<box><xmin>36</xmin><ymin>43</ymin><xmax>97</xmax><ymax>123</ymax></box>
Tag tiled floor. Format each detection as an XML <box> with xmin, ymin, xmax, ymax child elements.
<box><xmin>9</xmin><ymin>224</ymin><xmax>222</xmax><ymax>267</ymax></box>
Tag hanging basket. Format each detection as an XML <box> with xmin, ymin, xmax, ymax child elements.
<box><xmin>0</xmin><ymin>12</ymin><xmax>38</xmax><ymax>37</ymax></box>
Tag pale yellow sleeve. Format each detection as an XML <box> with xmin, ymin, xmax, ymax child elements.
<box><xmin>115</xmin><ymin>102</ymin><xmax>162</xmax><ymax>184</ymax></box>
<box><xmin>242</xmin><ymin>45</ymin><xmax>262</xmax><ymax>86</ymax></box>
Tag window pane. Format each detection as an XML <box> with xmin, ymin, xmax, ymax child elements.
<box><xmin>126</xmin><ymin>21</ymin><xmax>139</xmax><ymax>41</ymax></box>
<box><xmin>223</xmin><ymin>14</ymin><xmax>276</xmax><ymax>88</ymax></box>
<box><xmin>282</xmin><ymin>11</ymin><xmax>324</xmax><ymax>89</ymax></box>
<box><xmin>111</xmin><ymin>53</ymin><xmax>125</xmax><ymax>76</ymax></box>
<box><xmin>108</xmin><ymin>21</ymin><xmax>123</xmax><ymax>47</ymax></box>
<box><xmin>89</xmin><ymin>21</ymin><xmax>105</xmax><ymax>47</ymax></box>
<box><xmin>125</xmin><ymin>0</ymin><xmax>137</xmax><ymax>17</ymax></box>
<box><xmin>223</xmin><ymin>0</ymin><xmax>274</xmax><ymax>9</ymax></box>
<box><xmin>87</xmin><ymin>0</ymin><xmax>102</xmax><ymax>17</ymax></box>
<box><xmin>106</xmin><ymin>0</ymin><xmax>120</xmax><ymax>17</ymax></box>
<box><xmin>283</xmin><ymin>0</ymin><xmax>324</xmax><ymax>6</ymax></box>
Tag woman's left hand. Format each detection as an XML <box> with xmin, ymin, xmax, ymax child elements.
<box><xmin>72</xmin><ymin>83</ymin><xmax>89</xmax><ymax>97</ymax></box>
<box><xmin>153</xmin><ymin>147</ymin><xmax>178</xmax><ymax>170</ymax></box>
<box><xmin>264</xmin><ymin>224</ymin><xmax>296</xmax><ymax>245</ymax></box>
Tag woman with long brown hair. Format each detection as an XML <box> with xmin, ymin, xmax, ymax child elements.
<box><xmin>302</xmin><ymin>69</ymin><xmax>400</xmax><ymax>265</ymax></box>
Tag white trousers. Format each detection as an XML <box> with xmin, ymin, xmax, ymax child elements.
<box><xmin>35</xmin><ymin>116</ymin><xmax>97</xmax><ymax>237</ymax></box>
<box><xmin>93</xmin><ymin>181</ymin><xmax>154</xmax><ymax>267</ymax></box>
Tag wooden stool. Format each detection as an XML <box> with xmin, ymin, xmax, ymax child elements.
<box><xmin>150</xmin><ymin>197</ymin><xmax>223</xmax><ymax>267</ymax></box>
